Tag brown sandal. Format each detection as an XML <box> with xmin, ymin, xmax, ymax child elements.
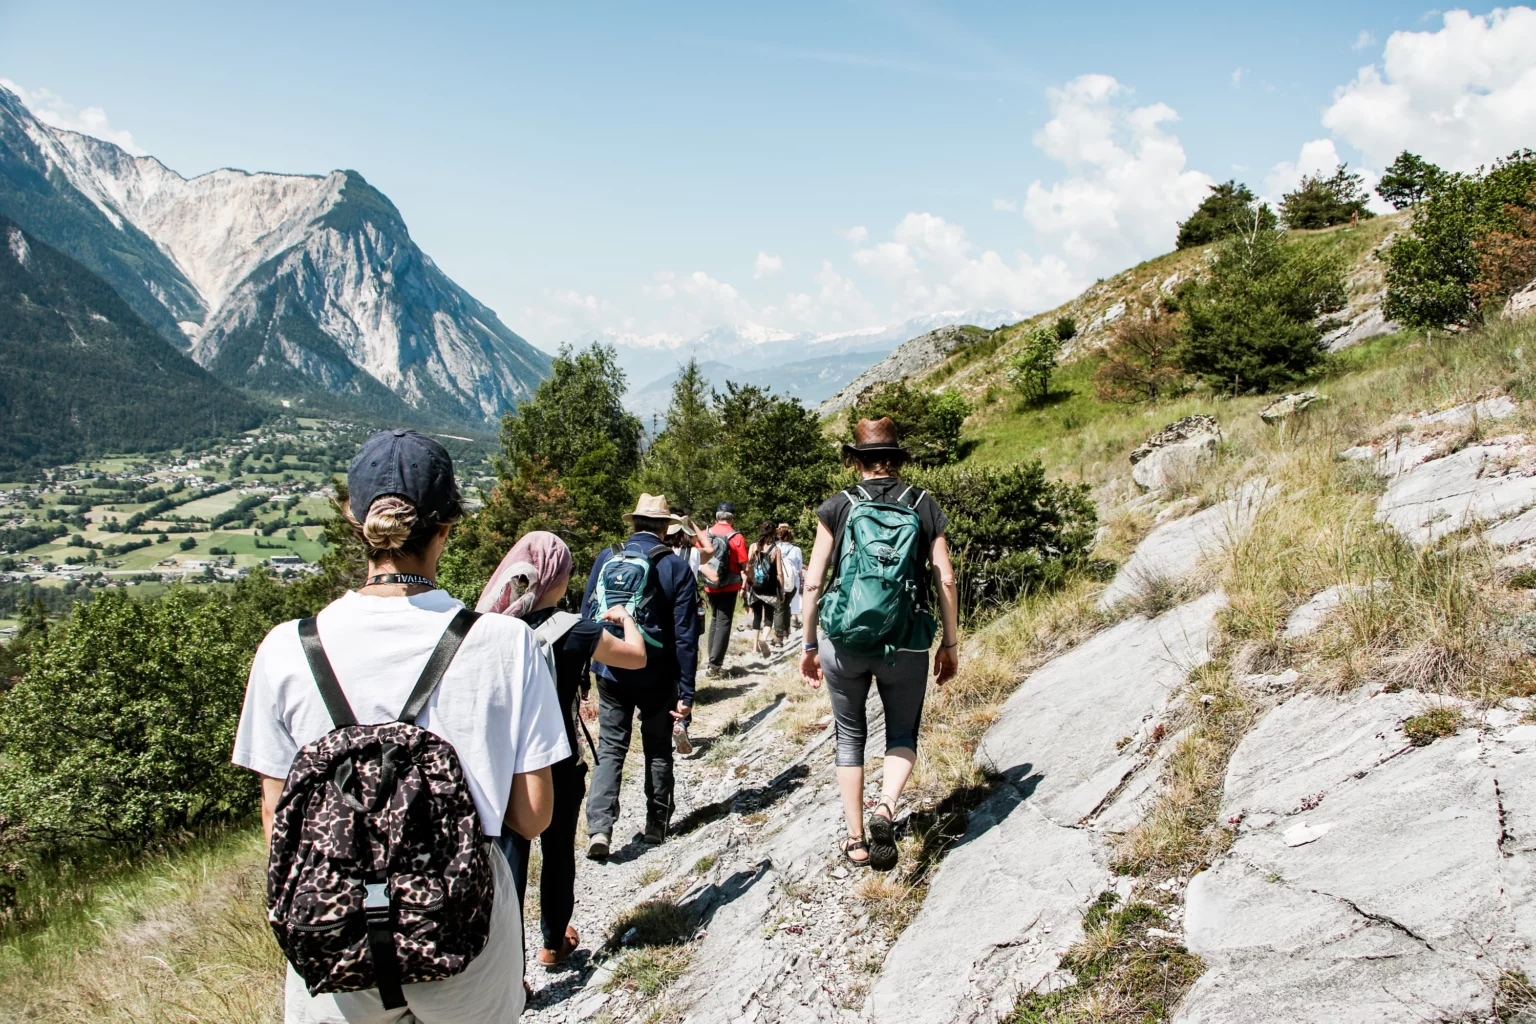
<box><xmin>866</xmin><ymin>800</ymin><xmax>898</xmax><ymax>871</ymax></box>
<box><xmin>840</xmin><ymin>835</ymin><xmax>871</xmax><ymax>867</ymax></box>
<box><xmin>537</xmin><ymin>925</ymin><xmax>580</xmax><ymax>967</ymax></box>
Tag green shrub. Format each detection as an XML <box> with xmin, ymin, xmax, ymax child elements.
<box><xmin>911</xmin><ymin>461</ymin><xmax>1097</xmax><ymax>620</ymax></box>
<box><xmin>1175</xmin><ymin>226</ymin><xmax>1345</xmax><ymax>393</ymax></box>
<box><xmin>1008</xmin><ymin>325</ymin><xmax>1062</xmax><ymax>406</ymax></box>
<box><xmin>1280</xmin><ymin>165</ymin><xmax>1375</xmax><ymax>229</ymax></box>
<box><xmin>1384</xmin><ymin>150</ymin><xmax>1536</xmax><ymax>328</ymax></box>
<box><xmin>1177</xmin><ymin>180</ymin><xmax>1277</xmax><ymax>249</ymax></box>
<box><xmin>0</xmin><ymin>576</ymin><xmax>311</xmax><ymax>854</ymax></box>
<box><xmin>848</xmin><ymin>381</ymin><xmax>971</xmax><ymax>467</ymax></box>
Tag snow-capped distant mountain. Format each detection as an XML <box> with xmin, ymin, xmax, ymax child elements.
<box><xmin>0</xmin><ymin>84</ymin><xmax>548</xmax><ymax>427</ymax></box>
<box><xmin>588</xmin><ymin>308</ymin><xmax>1025</xmax><ymax>395</ymax></box>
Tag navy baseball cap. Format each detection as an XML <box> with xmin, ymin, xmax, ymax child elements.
<box><xmin>348</xmin><ymin>429</ymin><xmax>457</xmax><ymax>524</ymax></box>
<box><xmin>717</xmin><ymin>501</ymin><xmax>736</xmax><ymax>516</ymax></box>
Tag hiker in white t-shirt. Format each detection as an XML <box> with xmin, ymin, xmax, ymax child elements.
<box><xmin>233</xmin><ymin>429</ymin><xmax>569</xmax><ymax>1023</ymax></box>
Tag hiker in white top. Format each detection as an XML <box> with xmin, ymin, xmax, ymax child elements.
<box><xmin>233</xmin><ymin>430</ymin><xmax>568</xmax><ymax>1023</ymax></box>
<box><xmin>776</xmin><ymin>523</ymin><xmax>804</xmax><ymax>635</ymax></box>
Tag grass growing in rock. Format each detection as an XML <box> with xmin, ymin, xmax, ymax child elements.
<box><xmin>1403</xmin><ymin>705</ymin><xmax>1464</xmax><ymax>746</ymax></box>
<box><xmin>605</xmin><ymin>945</ymin><xmax>694</xmax><ymax>998</ymax></box>
<box><xmin>1005</xmin><ymin>893</ymin><xmax>1202</xmax><ymax>1024</ymax></box>
<box><xmin>1113</xmin><ymin>661</ymin><xmax>1251</xmax><ymax>879</ymax></box>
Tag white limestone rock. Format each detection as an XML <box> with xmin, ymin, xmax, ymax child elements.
<box><xmin>1376</xmin><ymin>440</ymin><xmax>1536</xmax><ymax>545</ymax></box>
<box><xmin>1130</xmin><ymin>415</ymin><xmax>1224</xmax><ymax>493</ymax></box>
<box><xmin>1099</xmin><ymin>478</ymin><xmax>1270</xmax><ymax>610</ymax></box>
<box><xmin>1176</xmin><ymin>689</ymin><xmax>1536</xmax><ymax>1024</ymax></box>
<box><xmin>1322</xmin><ymin>305</ymin><xmax>1400</xmax><ymax>351</ymax></box>
<box><xmin>1281</xmin><ymin>584</ymin><xmax>1381</xmax><ymax>639</ymax></box>
<box><xmin>1506</xmin><ymin>277</ymin><xmax>1536</xmax><ymax>321</ymax></box>
<box><xmin>1258</xmin><ymin>391</ymin><xmax>1322</xmax><ymax>424</ymax></box>
<box><xmin>870</xmin><ymin>594</ymin><xmax>1225</xmax><ymax>1024</ymax></box>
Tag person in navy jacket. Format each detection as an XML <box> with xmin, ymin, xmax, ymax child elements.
<box><xmin>582</xmin><ymin>493</ymin><xmax>700</xmax><ymax>855</ymax></box>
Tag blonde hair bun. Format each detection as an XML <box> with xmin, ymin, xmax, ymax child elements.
<box><xmin>361</xmin><ymin>495</ymin><xmax>417</xmax><ymax>551</ymax></box>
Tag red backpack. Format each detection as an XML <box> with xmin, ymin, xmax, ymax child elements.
<box><xmin>266</xmin><ymin>609</ymin><xmax>493</xmax><ymax>1010</ymax></box>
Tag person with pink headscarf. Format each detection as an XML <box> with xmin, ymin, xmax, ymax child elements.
<box><xmin>477</xmin><ymin>531</ymin><xmax>646</xmax><ymax>975</ymax></box>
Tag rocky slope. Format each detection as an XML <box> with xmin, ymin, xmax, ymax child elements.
<box><xmin>0</xmin><ymin>84</ymin><xmax>548</xmax><ymax>427</ymax></box>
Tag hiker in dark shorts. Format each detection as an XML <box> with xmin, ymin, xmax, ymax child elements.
<box><xmin>799</xmin><ymin>417</ymin><xmax>961</xmax><ymax>871</ymax></box>
<box><xmin>477</xmin><ymin>531</ymin><xmax>648</xmax><ymax>971</ymax></box>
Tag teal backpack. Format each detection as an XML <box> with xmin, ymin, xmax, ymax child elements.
<box><xmin>586</xmin><ymin>542</ymin><xmax>669</xmax><ymax>649</ymax></box>
<box><xmin>820</xmin><ymin>485</ymin><xmax>937</xmax><ymax>659</ymax></box>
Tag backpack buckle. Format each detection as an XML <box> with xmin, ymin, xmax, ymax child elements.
<box><xmin>364</xmin><ymin>882</ymin><xmax>390</xmax><ymax>910</ymax></box>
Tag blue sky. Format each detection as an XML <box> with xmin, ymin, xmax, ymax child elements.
<box><xmin>2</xmin><ymin>1</ymin><xmax>1532</xmax><ymax>350</ymax></box>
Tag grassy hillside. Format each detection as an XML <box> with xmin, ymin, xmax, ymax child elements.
<box><xmin>919</xmin><ymin>215</ymin><xmax>1408</xmax><ymax>476</ymax></box>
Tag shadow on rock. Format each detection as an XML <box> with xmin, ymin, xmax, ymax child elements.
<box><xmin>671</xmin><ymin>762</ymin><xmax>813</xmax><ymax>839</ymax></box>
<box><xmin>904</xmin><ymin>763</ymin><xmax>1042</xmax><ymax>883</ymax></box>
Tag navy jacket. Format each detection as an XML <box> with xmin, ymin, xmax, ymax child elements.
<box><xmin>584</xmin><ymin>532</ymin><xmax>700</xmax><ymax>705</ymax></box>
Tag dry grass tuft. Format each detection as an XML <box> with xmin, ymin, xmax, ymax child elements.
<box><xmin>0</xmin><ymin>827</ymin><xmax>282</xmax><ymax>1024</ymax></box>
<box><xmin>1112</xmin><ymin>662</ymin><xmax>1249</xmax><ymax>880</ymax></box>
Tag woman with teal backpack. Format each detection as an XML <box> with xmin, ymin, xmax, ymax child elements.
<box><xmin>798</xmin><ymin>417</ymin><xmax>960</xmax><ymax>870</ymax></box>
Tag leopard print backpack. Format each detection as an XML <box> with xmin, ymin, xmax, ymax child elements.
<box><xmin>266</xmin><ymin>609</ymin><xmax>494</xmax><ymax>1010</ymax></box>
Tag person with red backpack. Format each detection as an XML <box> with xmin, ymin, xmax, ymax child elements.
<box><xmin>798</xmin><ymin>417</ymin><xmax>961</xmax><ymax>872</ymax></box>
<box><xmin>700</xmin><ymin>501</ymin><xmax>749</xmax><ymax>678</ymax></box>
<box><xmin>234</xmin><ymin>429</ymin><xmax>571</xmax><ymax>1021</ymax></box>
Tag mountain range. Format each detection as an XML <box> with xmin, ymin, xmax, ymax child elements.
<box><xmin>0</xmin><ymin>213</ymin><xmax>262</xmax><ymax>470</ymax></box>
<box><xmin>583</xmin><ymin>308</ymin><xmax>1025</xmax><ymax>410</ymax></box>
<box><xmin>0</xmin><ymin>84</ymin><xmax>549</xmax><ymax>428</ymax></box>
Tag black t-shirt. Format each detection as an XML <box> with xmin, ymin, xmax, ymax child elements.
<box><xmin>524</xmin><ymin>607</ymin><xmax>602</xmax><ymax>762</ymax></box>
<box><xmin>815</xmin><ymin>476</ymin><xmax>949</xmax><ymax>609</ymax></box>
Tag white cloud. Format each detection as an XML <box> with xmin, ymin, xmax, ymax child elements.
<box><xmin>1351</xmin><ymin>30</ymin><xmax>1377</xmax><ymax>51</ymax></box>
<box><xmin>753</xmin><ymin>251</ymin><xmax>783</xmax><ymax>279</ymax></box>
<box><xmin>1322</xmin><ymin>8</ymin><xmax>1536</xmax><ymax>171</ymax></box>
<box><xmin>839</xmin><ymin>225</ymin><xmax>869</xmax><ymax>243</ymax></box>
<box><xmin>992</xmin><ymin>197</ymin><xmax>1019</xmax><ymax>212</ymax></box>
<box><xmin>1021</xmin><ymin>74</ymin><xmax>1214</xmax><ymax>274</ymax></box>
<box><xmin>852</xmin><ymin>211</ymin><xmax>1076</xmax><ymax>316</ymax></box>
<box><xmin>1231</xmin><ymin>67</ymin><xmax>1246</xmax><ymax>88</ymax></box>
<box><xmin>0</xmin><ymin>79</ymin><xmax>145</xmax><ymax>155</ymax></box>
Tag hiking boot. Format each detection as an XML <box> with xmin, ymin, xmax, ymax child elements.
<box><xmin>706</xmin><ymin>666</ymin><xmax>724</xmax><ymax>680</ymax></box>
<box><xmin>643</xmin><ymin>820</ymin><xmax>667</xmax><ymax>845</ymax></box>
<box><xmin>673</xmin><ymin>722</ymin><xmax>694</xmax><ymax>755</ymax></box>
<box><xmin>586</xmin><ymin>833</ymin><xmax>610</xmax><ymax>859</ymax></box>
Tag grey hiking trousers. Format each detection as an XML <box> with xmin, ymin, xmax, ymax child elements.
<box><xmin>821</xmin><ymin>639</ymin><xmax>929</xmax><ymax>768</ymax></box>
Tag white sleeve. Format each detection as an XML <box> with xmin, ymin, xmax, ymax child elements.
<box><xmin>513</xmin><ymin>626</ymin><xmax>572</xmax><ymax>774</ymax></box>
<box><xmin>231</xmin><ymin>628</ymin><xmax>299</xmax><ymax>779</ymax></box>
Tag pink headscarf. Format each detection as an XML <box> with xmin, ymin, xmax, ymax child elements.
<box><xmin>475</xmin><ymin>531</ymin><xmax>575</xmax><ymax>618</ymax></box>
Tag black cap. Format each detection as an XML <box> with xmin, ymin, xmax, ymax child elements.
<box><xmin>348</xmin><ymin>429</ymin><xmax>457</xmax><ymax>525</ymax></box>
<box><xmin>717</xmin><ymin>501</ymin><xmax>735</xmax><ymax>516</ymax></box>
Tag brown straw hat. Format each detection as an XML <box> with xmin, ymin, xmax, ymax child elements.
<box><xmin>623</xmin><ymin>492</ymin><xmax>686</xmax><ymax>525</ymax></box>
<box><xmin>841</xmin><ymin>416</ymin><xmax>909</xmax><ymax>460</ymax></box>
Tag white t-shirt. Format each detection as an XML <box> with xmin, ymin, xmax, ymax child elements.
<box><xmin>778</xmin><ymin>541</ymin><xmax>803</xmax><ymax>592</ymax></box>
<box><xmin>233</xmin><ymin>589</ymin><xmax>570</xmax><ymax>837</ymax></box>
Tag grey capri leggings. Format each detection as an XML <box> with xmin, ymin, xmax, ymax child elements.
<box><xmin>821</xmin><ymin>639</ymin><xmax>929</xmax><ymax>768</ymax></box>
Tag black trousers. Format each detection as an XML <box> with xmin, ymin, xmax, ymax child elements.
<box><xmin>585</xmin><ymin>683</ymin><xmax>675</xmax><ymax>837</ymax></box>
<box><xmin>706</xmin><ymin>590</ymin><xmax>738</xmax><ymax>668</ymax></box>
<box><xmin>498</xmin><ymin>755</ymin><xmax>587</xmax><ymax>950</ymax></box>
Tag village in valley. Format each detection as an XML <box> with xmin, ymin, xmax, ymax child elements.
<box><xmin>0</xmin><ymin>418</ymin><xmax>495</xmax><ymax>635</ymax></box>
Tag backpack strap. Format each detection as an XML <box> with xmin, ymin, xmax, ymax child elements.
<box><xmin>398</xmin><ymin>608</ymin><xmax>480</xmax><ymax>723</ymax></box>
<box><xmin>297</xmin><ymin>617</ymin><xmax>357</xmax><ymax>729</ymax></box>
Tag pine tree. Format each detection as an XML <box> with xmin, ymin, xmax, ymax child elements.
<box><xmin>639</xmin><ymin>359</ymin><xmax>727</xmax><ymax>518</ymax></box>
